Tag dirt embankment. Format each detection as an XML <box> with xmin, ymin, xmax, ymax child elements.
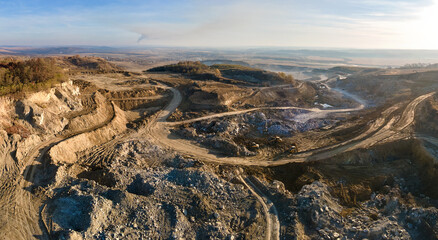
<box><xmin>180</xmin><ymin>82</ymin><xmax>251</xmax><ymax>110</ymax></box>
<box><xmin>415</xmin><ymin>95</ymin><xmax>438</xmax><ymax>135</ymax></box>
<box><xmin>0</xmin><ymin>81</ymin><xmax>86</xmax><ymax>240</ymax></box>
<box><xmin>49</xmin><ymin>103</ymin><xmax>127</xmax><ymax>164</ymax></box>
<box><xmin>266</xmin><ymin>138</ymin><xmax>438</xmax><ymax>202</ymax></box>
<box><xmin>108</xmin><ymin>88</ymin><xmax>164</xmax><ymax>99</ymax></box>
<box><xmin>411</xmin><ymin>140</ymin><xmax>438</xmax><ymax>197</ymax></box>
<box><xmin>64</xmin><ymin>92</ymin><xmax>112</xmax><ymax>133</ymax></box>
<box><xmin>0</xmin><ymin>82</ymin><xmax>83</xmax><ymax>176</ymax></box>
<box><xmin>106</xmin><ymin>88</ymin><xmax>171</xmax><ymax>111</ymax></box>
<box><xmin>230</xmin><ymin>133</ymin><xmax>438</xmax><ymax>239</ymax></box>
<box><xmin>334</xmin><ymin>70</ymin><xmax>438</xmax><ymax>106</ymax></box>
<box><xmin>113</xmin><ymin>97</ymin><xmax>171</xmax><ymax>111</ymax></box>
<box><xmin>170</xmin><ymin>80</ymin><xmax>322</xmax><ymax>122</ymax></box>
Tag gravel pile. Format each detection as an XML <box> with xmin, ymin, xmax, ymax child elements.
<box><xmin>45</xmin><ymin>140</ymin><xmax>266</xmax><ymax>239</ymax></box>
<box><xmin>292</xmin><ymin>181</ymin><xmax>438</xmax><ymax>239</ymax></box>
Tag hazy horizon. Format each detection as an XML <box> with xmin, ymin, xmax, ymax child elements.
<box><xmin>5</xmin><ymin>45</ymin><xmax>438</xmax><ymax>51</ymax></box>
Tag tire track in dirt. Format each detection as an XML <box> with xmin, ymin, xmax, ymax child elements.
<box><xmin>144</xmin><ymin>83</ymin><xmax>434</xmax><ymax>166</ymax></box>
<box><xmin>0</xmin><ymin>98</ymin><xmax>118</xmax><ymax>239</ymax></box>
<box><xmin>236</xmin><ymin>169</ymin><xmax>279</xmax><ymax>240</ymax></box>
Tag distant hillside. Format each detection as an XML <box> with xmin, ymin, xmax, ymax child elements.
<box><xmin>147</xmin><ymin>61</ymin><xmax>295</xmax><ymax>86</ymax></box>
<box><xmin>60</xmin><ymin>55</ymin><xmax>122</xmax><ymax>73</ymax></box>
<box><xmin>328</xmin><ymin>66</ymin><xmax>380</xmax><ymax>74</ymax></box>
<box><xmin>146</xmin><ymin>61</ymin><xmax>222</xmax><ymax>80</ymax></box>
<box><xmin>201</xmin><ymin>59</ymin><xmax>250</xmax><ymax>67</ymax></box>
<box><xmin>0</xmin><ymin>46</ymin><xmax>118</xmax><ymax>55</ymax></box>
<box><xmin>212</xmin><ymin>64</ymin><xmax>295</xmax><ymax>85</ymax></box>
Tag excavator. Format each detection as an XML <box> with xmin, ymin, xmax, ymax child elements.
<box><xmin>268</xmin><ymin>136</ymin><xmax>283</xmax><ymax>144</ymax></box>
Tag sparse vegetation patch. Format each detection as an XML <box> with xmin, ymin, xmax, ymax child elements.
<box><xmin>0</xmin><ymin>58</ymin><xmax>65</xmax><ymax>95</ymax></box>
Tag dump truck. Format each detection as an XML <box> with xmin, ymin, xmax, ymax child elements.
<box><xmin>288</xmin><ymin>143</ymin><xmax>298</xmax><ymax>154</ymax></box>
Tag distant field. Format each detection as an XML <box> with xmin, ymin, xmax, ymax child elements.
<box><xmin>3</xmin><ymin>47</ymin><xmax>438</xmax><ymax>69</ymax></box>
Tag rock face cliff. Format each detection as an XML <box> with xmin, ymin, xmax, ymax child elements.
<box><xmin>0</xmin><ymin>81</ymin><xmax>83</xmax><ymax>178</ymax></box>
<box><xmin>0</xmin><ymin>81</ymin><xmax>88</xmax><ymax>239</ymax></box>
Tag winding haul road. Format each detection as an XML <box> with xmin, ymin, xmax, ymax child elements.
<box><xmin>144</xmin><ymin>82</ymin><xmax>435</xmax><ymax>166</ymax></box>
<box><xmin>0</xmin><ymin>100</ymin><xmax>117</xmax><ymax>239</ymax></box>
<box><xmin>236</xmin><ymin>169</ymin><xmax>280</xmax><ymax>240</ymax></box>
<box><xmin>1</xmin><ymin>77</ymin><xmax>434</xmax><ymax>239</ymax></box>
<box><xmin>142</xmin><ymin>82</ymin><xmax>434</xmax><ymax>240</ymax></box>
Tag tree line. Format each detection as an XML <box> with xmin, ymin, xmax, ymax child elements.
<box><xmin>0</xmin><ymin>58</ymin><xmax>65</xmax><ymax>95</ymax></box>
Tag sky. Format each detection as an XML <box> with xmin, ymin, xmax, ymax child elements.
<box><xmin>1</xmin><ymin>0</ymin><xmax>438</xmax><ymax>49</ymax></box>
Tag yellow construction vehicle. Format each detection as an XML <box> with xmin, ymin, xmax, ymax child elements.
<box><xmin>268</xmin><ymin>136</ymin><xmax>283</xmax><ymax>144</ymax></box>
<box><xmin>288</xmin><ymin>143</ymin><xmax>298</xmax><ymax>154</ymax></box>
<box><xmin>250</xmin><ymin>142</ymin><xmax>260</xmax><ymax>149</ymax></box>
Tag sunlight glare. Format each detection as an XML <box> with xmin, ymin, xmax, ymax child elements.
<box><xmin>406</xmin><ymin>0</ymin><xmax>438</xmax><ymax>49</ymax></box>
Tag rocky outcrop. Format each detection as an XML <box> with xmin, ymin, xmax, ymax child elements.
<box><xmin>0</xmin><ymin>81</ymin><xmax>82</xmax><ymax>177</ymax></box>
<box><xmin>23</xmin><ymin>81</ymin><xmax>82</xmax><ymax>134</ymax></box>
<box><xmin>292</xmin><ymin>181</ymin><xmax>438</xmax><ymax>239</ymax></box>
<box><xmin>45</xmin><ymin>148</ymin><xmax>265</xmax><ymax>239</ymax></box>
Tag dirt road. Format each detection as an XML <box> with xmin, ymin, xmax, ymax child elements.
<box><xmin>0</xmin><ymin>101</ymin><xmax>118</xmax><ymax>240</ymax></box>
<box><xmin>164</xmin><ymin>80</ymin><xmax>364</xmax><ymax>126</ymax></box>
<box><xmin>1</xmin><ymin>78</ymin><xmax>433</xmax><ymax>239</ymax></box>
<box><xmin>246</xmin><ymin>176</ymin><xmax>280</xmax><ymax>240</ymax></box>
<box><xmin>167</xmin><ymin>103</ymin><xmax>363</xmax><ymax>126</ymax></box>
<box><xmin>236</xmin><ymin>169</ymin><xmax>280</xmax><ymax>240</ymax></box>
<box><xmin>0</xmin><ymin>137</ymin><xmax>60</xmax><ymax>239</ymax></box>
<box><xmin>145</xmin><ymin>82</ymin><xmax>434</xmax><ymax>166</ymax></box>
<box><xmin>109</xmin><ymin>95</ymin><xmax>167</xmax><ymax>101</ymax></box>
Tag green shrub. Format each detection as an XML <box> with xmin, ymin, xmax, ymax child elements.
<box><xmin>147</xmin><ymin>61</ymin><xmax>221</xmax><ymax>80</ymax></box>
<box><xmin>147</xmin><ymin>61</ymin><xmax>211</xmax><ymax>74</ymax></box>
<box><xmin>0</xmin><ymin>58</ymin><xmax>65</xmax><ymax>96</ymax></box>
<box><xmin>147</xmin><ymin>62</ymin><xmax>294</xmax><ymax>85</ymax></box>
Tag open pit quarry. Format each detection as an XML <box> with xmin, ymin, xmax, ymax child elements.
<box><xmin>1</xmin><ymin>60</ymin><xmax>438</xmax><ymax>240</ymax></box>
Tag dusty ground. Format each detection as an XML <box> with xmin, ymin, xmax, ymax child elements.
<box><xmin>1</xmin><ymin>60</ymin><xmax>438</xmax><ymax>240</ymax></box>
